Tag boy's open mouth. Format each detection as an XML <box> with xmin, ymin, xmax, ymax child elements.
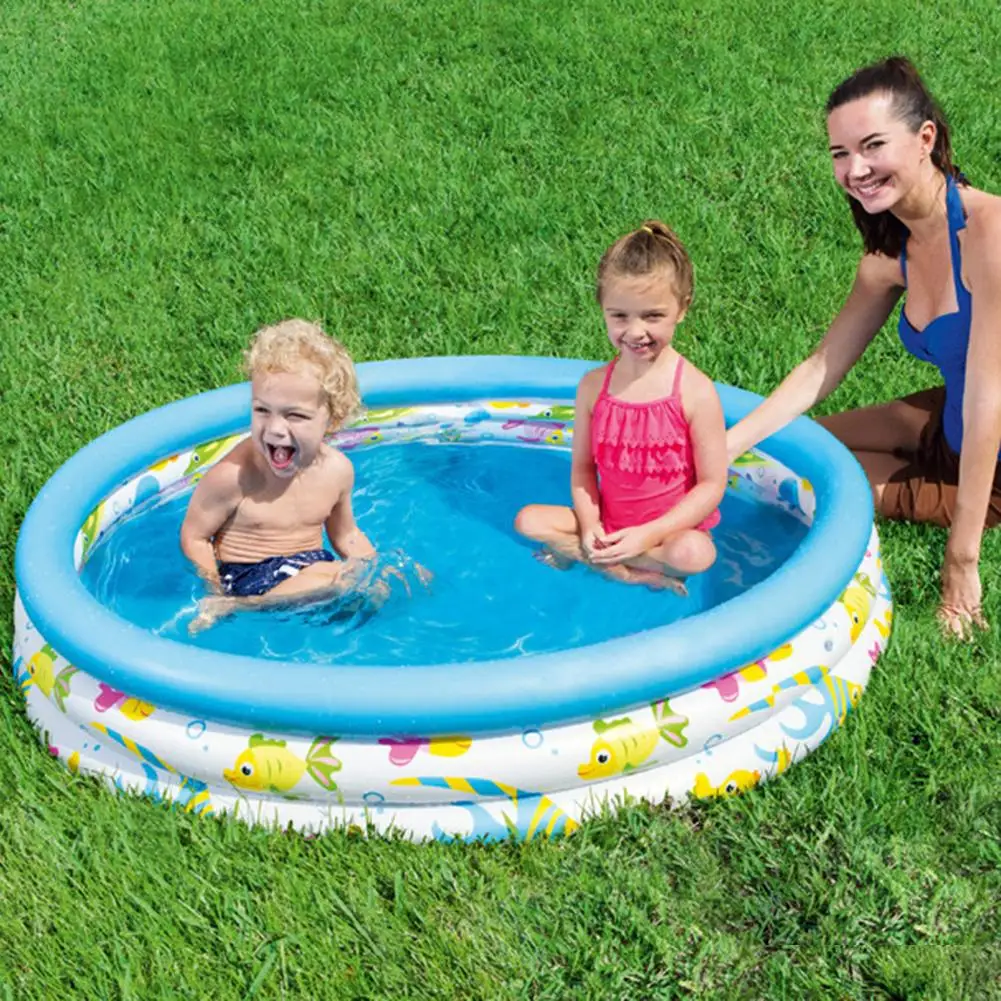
<box><xmin>267</xmin><ymin>443</ymin><xmax>296</xmax><ymax>471</ymax></box>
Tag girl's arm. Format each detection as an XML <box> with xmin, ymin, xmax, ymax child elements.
<box><xmin>649</xmin><ymin>371</ymin><xmax>728</xmax><ymax>537</ymax></box>
<box><xmin>726</xmin><ymin>253</ymin><xmax>903</xmax><ymax>460</ymax></box>
<box><xmin>180</xmin><ymin>461</ymin><xmax>242</xmax><ymax>590</ymax></box>
<box><xmin>324</xmin><ymin>455</ymin><xmax>377</xmax><ymax>560</ymax></box>
<box><xmin>940</xmin><ymin>209</ymin><xmax>1001</xmax><ymax>634</ymax></box>
<box><xmin>569</xmin><ymin>371</ymin><xmax>603</xmax><ymax>539</ymax></box>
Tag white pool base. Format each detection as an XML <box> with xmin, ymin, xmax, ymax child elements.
<box><xmin>14</xmin><ymin>532</ymin><xmax>890</xmax><ymax>842</ymax></box>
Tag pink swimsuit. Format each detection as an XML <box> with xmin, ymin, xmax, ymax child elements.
<box><xmin>590</xmin><ymin>357</ymin><xmax>721</xmax><ymax>534</ymax></box>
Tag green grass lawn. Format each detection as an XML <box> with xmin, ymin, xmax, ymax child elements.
<box><xmin>3</xmin><ymin>1</ymin><xmax>1001</xmax><ymax>997</ymax></box>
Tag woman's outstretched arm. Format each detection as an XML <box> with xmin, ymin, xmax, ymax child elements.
<box><xmin>726</xmin><ymin>253</ymin><xmax>902</xmax><ymax>459</ymax></box>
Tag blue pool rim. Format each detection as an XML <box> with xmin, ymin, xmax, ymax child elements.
<box><xmin>15</xmin><ymin>356</ymin><xmax>874</xmax><ymax>735</ymax></box>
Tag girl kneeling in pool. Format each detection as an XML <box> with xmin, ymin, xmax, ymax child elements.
<box><xmin>516</xmin><ymin>221</ymin><xmax>728</xmax><ymax>593</ymax></box>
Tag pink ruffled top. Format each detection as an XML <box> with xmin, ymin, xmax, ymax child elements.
<box><xmin>590</xmin><ymin>357</ymin><xmax>720</xmax><ymax>534</ymax></box>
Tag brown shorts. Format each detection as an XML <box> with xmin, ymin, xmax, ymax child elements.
<box><xmin>880</xmin><ymin>387</ymin><xmax>1001</xmax><ymax>529</ymax></box>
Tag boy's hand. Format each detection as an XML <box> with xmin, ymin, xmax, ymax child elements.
<box><xmin>196</xmin><ymin>566</ymin><xmax>224</xmax><ymax>595</ymax></box>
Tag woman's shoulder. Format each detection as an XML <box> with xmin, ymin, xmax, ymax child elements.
<box><xmin>856</xmin><ymin>249</ymin><xmax>905</xmax><ymax>291</ymax></box>
<box><xmin>956</xmin><ymin>187</ymin><xmax>1001</xmax><ymax>298</ymax></box>
<box><xmin>960</xmin><ymin>186</ymin><xmax>1001</xmax><ymax>252</ymax></box>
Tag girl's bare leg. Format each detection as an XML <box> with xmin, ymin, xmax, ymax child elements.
<box><xmin>516</xmin><ymin>504</ymin><xmax>696</xmax><ymax>591</ymax></box>
<box><xmin>514</xmin><ymin>504</ymin><xmax>587</xmax><ymax>563</ymax></box>
<box><xmin>625</xmin><ymin>530</ymin><xmax>717</xmax><ymax>596</ymax></box>
<box><xmin>514</xmin><ymin>503</ymin><xmax>644</xmax><ymax>583</ymax></box>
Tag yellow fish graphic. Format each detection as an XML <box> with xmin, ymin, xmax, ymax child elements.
<box><xmin>224</xmin><ymin>734</ymin><xmax>341</xmax><ymax>795</ymax></box>
<box><xmin>693</xmin><ymin>769</ymin><xmax>761</xmax><ymax>799</ymax></box>
<box><xmin>184</xmin><ymin>434</ymin><xmax>244</xmax><ymax>478</ymax></box>
<box><xmin>120</xmin><ymin>698</ymin><xmax>156</xmax><ymax>722</ymax></box>
<box><xmin>578</xmin><ymin>718</ymin><xmax>660</xmax><ymax>780</ymax></box>
<box><xmin>429</xmin><ymin>737</ymin><xmax>473</xmax><ymax>757</ymax></box>
<box><xmin>839</xmin><ymin>572</ymin><xmax>877</xmax><ymax>642</ymax></box>
<box><xmin>22</xmin><ymin>644</ymin><xmax>77</xmax><ymax>712</ymax></box>
<box><xmin>80</xmin><ymin>501</ymin><xmax>107</xmax><ymax>558</ymax></box>
<box><xmin>359</xmin><ymin>406</ymin><xmax>415</xmax><ymax>423</ymax></box>
<box><xmin>578</xmin><ymin>700</ymin><xmax>688</xmax><ymax>781</ymax></box>
<box><xmin>874</xmin><ymin>607</ymin><xmax>893</xmax><ymax>639</ymax></box>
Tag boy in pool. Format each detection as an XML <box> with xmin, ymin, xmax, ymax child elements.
<box><xmin>181</xmin><ymin>319</ymin><xmax>379</xmax><ymax>633</ymax></box>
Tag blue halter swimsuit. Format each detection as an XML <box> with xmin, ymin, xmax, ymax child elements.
<box><xmin>897</xmin><ymin>175</ymin><xmax>999</xmax><ymax>459</ymax></box>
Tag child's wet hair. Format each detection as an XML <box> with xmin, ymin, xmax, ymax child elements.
<box><xmin>597</xmin><ymin>221</ymin><xmax>694</xmax><ymax>307</ymax></box>
<box><xmin>245</xmin><ymin>319</ymin><xmax>361</xmax><ymax>430</ymax></box>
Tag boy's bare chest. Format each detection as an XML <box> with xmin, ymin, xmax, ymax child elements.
<box><xmin>233</xmin><ymin>479</ymin><xmax>336</xmax><ymax>530</ymax></box>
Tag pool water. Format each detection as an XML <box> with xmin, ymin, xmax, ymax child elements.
<box><xmin>81</xmin><ymin>443</ymin><xmax>808</xmax><ymax>665</ymax></box>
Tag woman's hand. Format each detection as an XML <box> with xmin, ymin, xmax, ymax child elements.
<box><xmin>938</xmin><ymin>552</ymin><xmax>988</xmax><ymax>639</ymax></box>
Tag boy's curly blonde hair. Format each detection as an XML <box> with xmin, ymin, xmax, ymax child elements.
<box><xmin>244</xmin><ymin>319</ymin><xmax>360</xmax><ymax>430</ymax></box>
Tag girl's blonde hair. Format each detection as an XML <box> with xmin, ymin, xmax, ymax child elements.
<box><xmin>245</xmin><ymin>319</ymin><xmax>360</xmax><ymax>430</ymax></box>
<box><xmin>596</xmin><ymin>220</ymin><xmax>694</xmax><ymax>307</ymax></box>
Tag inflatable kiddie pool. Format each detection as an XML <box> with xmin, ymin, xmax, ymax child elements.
<box><xmin>13</xmin><ymin>356</ymin><xmax>892</xmax><ymax>841</ymax></box>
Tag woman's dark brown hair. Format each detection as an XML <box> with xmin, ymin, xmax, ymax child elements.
<box><xmin>826</xmin><ymin>56</ymin><xmax>964</xmax><ymax>257</ymax></box>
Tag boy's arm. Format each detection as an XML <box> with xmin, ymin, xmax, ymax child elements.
<box><xmin>324</xmin><ymin>455</ymin><xmax>376</xmax><ymax>560</ymax></box>
<box><xmin>180</xmin><ymin>461</ymin><xmax>242</xmax><ymax>590</ymax></box>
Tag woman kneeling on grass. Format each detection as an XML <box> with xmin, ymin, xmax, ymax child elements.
<box><xmin>726</xmin><ymin>56</ymin><xmax>1001</xmax><ymax>639</ymax></box>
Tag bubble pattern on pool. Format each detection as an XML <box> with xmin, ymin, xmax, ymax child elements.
<box><xmin>81</xmin><ymin>442</ymin><xmax>808</xmax><ymax>665</ymax></box>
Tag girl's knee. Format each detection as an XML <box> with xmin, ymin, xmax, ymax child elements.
<box><xmin>514</xmin><ymin>504</ymin><xmax>555</xmax><ymax>541</ymax></box>
<box><xmin>514</xmin><ymin>505</ymin><xmax>541</xmax><ymax>539</ymax></box>
<box><xmin>660</xmin><ymin>532</ymin><xmax>716</xmax><ymax>574</ymax></box>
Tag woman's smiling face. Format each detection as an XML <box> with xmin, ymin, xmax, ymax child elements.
<box><xmin>827</xmin><ymin>92</ymin><xmax>935</xmax><ymax>214</ymax></box>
